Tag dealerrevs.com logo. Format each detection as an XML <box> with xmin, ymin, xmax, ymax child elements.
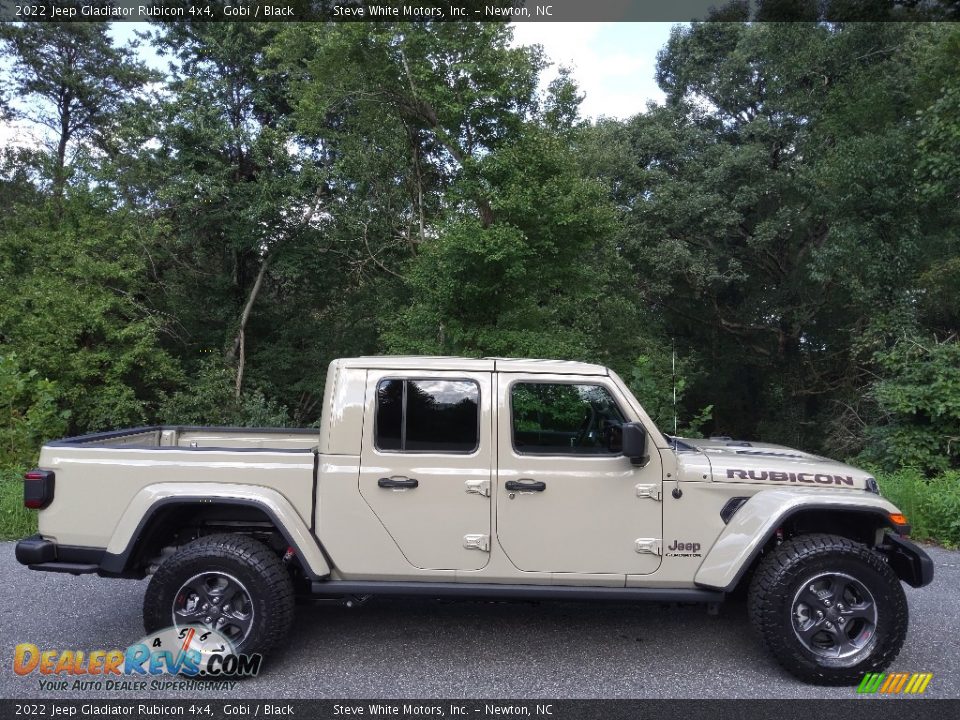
<box><xmin>857</xmin><ymin>672</ymin><xmax>934</xmax><ymax>695</ymax></box>
<box><xmin>13</xmin><ymin>627</ymin><xmax>262</xmax><ymax>692</ymax></box>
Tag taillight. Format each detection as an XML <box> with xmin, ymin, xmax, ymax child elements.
<box><xmin>24</xmin><ymin>469</ymin><xmax>55</xmax><ymax>509</ymax></box>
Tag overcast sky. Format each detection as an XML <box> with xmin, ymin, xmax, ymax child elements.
<box><xmin>511</xmin><ymin>22</ymin><xmax>674</xmax><ymax>118</ymax></box>
<box><xmin>111</xmin><ymin>22</ymin><xmax>677</xmax><ymax>117</ymax></box>
<box><xmin>2</xmin><ymin>22</ymin><xmax>677</xmax><ymax>149</ymax></box>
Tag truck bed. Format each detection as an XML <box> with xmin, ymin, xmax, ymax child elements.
<box><xmin>48</xmin><ymin>425</ymin><xmax>320</xmax><ymax>451</ymax></box>
<box><xmin>36</xmin><ymin>426</ymin><xmax>320</xmax><ymax>549</ymax></box>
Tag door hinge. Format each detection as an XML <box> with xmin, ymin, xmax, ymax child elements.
<box><xmin>634</xmin><ymin>538</ymin><xmax>662</xmax><ymax>555</ymax></box>
<box><xmin>464</xmin><ymin>479</ymin><xmax>491</xmax><ymax>497</ymax></box>
<box><xmin>635</xmin><ymin>483</ymin><xmax>662</xmax><ymax>501</ymax></box>
<box><xmin>463</xmin><ymin>534</ymin><xmax>490</xmax><ymax>552</ymax></box>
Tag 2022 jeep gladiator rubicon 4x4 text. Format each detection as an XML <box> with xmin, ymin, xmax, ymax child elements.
<box><xmin>16</xmin><ymin>356</ymin><xmax>933</xmax><ymax>684</ymax></box>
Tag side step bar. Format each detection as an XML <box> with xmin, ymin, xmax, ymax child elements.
<box><xmin>311</xmin><ymin>580</ymin><xmax>724</xmax><ymax>603</ymax></box>
<box><xmin>28</xmin><ymin>562</ymin><xmax>99</xmax><ymax>575</ymax></box>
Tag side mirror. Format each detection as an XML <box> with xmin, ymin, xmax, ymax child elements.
<box><xmin>621</xmin><ymin>422</ymin><xmax>649</xmax><ymax>465</ymax></box>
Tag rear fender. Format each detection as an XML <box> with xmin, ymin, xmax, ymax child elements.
<box><xmin>101</xmin><ymin>482</ymin><xmax>331</xmax><ymax>579</ymax></box>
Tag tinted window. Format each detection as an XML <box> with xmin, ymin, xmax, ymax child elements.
<box><xmin>512</xmin><ymin>383</ymin><xmax>626</xmax><ymax>455</ymax></box>
<box><xmin>375</xmin><ymin>380</ymin><xmax>403</xmax><ymax>451</ymax></box>
<box><xmin>375</xmin><ymin>379</ymin><xmax>479</xmax><ymax>453</ymax></box>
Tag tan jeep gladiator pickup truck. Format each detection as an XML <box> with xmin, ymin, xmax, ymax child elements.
<box><xmin>16</xmin><ymin>356</ymin><xmax>933</xmax><ymax>684</ymax></box>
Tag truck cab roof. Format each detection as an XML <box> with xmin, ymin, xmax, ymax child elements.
<box><xmin>335</xmin><ymin>356</ymin><xmax>610</xmax><ymax>376</ymax></box>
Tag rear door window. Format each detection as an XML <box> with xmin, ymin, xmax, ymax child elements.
<box><xmin>375</xmin><ymin>379</ymin><xmax>480</xmax><ymax>453</ymax></box>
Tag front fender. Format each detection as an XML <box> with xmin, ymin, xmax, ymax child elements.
<box><xmin>101</xmin><ymin>482</ymin><xmax>331</xmax><ymax>579</ymax></box>
<box><xmin>694</xmin><ymin>489</ymin><xmax>901</xmax><ymax>592</ymax></box>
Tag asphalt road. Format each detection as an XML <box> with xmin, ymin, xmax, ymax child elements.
<box><xmin>1</xmin><ymin>542</ymin><xmax>957</xmax><ymax>700</ymax></box>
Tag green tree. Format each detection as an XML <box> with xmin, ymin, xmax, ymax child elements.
<box><xmin>279</xmin><ymin>22</ymin><xmax>650</xmax><ymax>368</ymax></box>
<box><xmin>861</xmin><ymin>337</ymin><xmax>960</xmax><ymax>473</ymax></box>
<box><xmin>0</xmin><ymin>23</ymin><xmax>155</xmax><ymax>197</ymax></box>
<box><xmin>0</xmin><ymin>185</ymin><xmax>182</xmax><ymax>431</ymax></box>
<box><xmin>0</xmin><ymin>26</ymin><xmax>181</xmax><ymax>435</ymax></box>
<box><xmin>587</xmin><ymin>21</ymin><xmax>959</xmax><ymax>452</ymax></box>
<box><xmin>137</xmin><ymin>23</ymin><xmax>333</xmax><ymax>415</ymax></box>
<box><xmin>0</xmin><ymin>354</ymin><xmax>69</xmax><ymax>467</ymax></box>
<box><xmin>384</xmin><ymin>126</ymin><xmax>627</xmax><ymax>362</ymax></box>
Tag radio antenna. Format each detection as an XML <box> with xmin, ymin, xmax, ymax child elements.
<box><xmin>672</xmin><ymin>338</ymin><xmax>678</xmax><ymax>440</ymax></box>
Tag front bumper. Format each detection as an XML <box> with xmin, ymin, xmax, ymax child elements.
<box><xmin>881</xmin><ymin>533</ymin><xmax>935</xmax><ymax>588</ymax></box>
<box><xmin>15</xmin><ymin>534</ymin><xmax>103</xmax><ymax>575</ymax></box>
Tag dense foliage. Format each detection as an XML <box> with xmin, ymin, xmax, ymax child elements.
<box><xmin>1</xmin><ymin>17</ymin><xmax>958</xmax><ymax>539</ymax></box>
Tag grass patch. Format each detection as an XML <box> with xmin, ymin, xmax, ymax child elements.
<box><xmin>0</xmin><ymin>465</ymin><xmax>36</xmax><ymax>540</ymax></box>
<box><xmin>876</xmin><ymin>469</ymin><xmax>960</xmax><ymax>548</ymax></box>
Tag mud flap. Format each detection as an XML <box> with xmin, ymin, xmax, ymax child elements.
<box><xmin>881</xmin><ymin>533</ymin><xmax>934</xmax><ymax>588</ymax></box>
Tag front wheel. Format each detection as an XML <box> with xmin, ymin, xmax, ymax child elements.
<box><xmin>748</xmin><ymin>533</ymin><xmax>908</xmax><ymax>685</ymax></box>
<box><xmin>143</xmin><ymin>534</ymin><xmax>294</xmax><ymax>658</ymax></box>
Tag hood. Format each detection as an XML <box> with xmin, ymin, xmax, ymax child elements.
<box><xmin>675</xmin><ymin>437</ymin><xmax>873</xmax><ymax>491</ymax></box>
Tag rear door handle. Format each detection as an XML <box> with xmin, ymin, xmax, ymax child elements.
<box><xmin>378</xmin><ymin>476</ymin><xmax>419</xmax><ymax>489</ymax></box>
<box><xmin>505</xmin><ymin>480</ymin><xmax>546</xmax><ymax>492</ymax></box>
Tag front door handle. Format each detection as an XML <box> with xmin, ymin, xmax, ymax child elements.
<box><xmin>505</xmin><ymin>479</ymin><xmax>546</xmax><ymax>492</ymax></box>
<box><xmin>378</xmin><ymin>476</ymin><xmax>419</xmax><ymax>489</ymax></box>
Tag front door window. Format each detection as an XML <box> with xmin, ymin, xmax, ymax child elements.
<box><xmin>511</xmin><ymin>382</ymin><xmax>626</xmax><ymax>454</ymax></box>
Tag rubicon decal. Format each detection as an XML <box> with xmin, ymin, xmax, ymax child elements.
<box><xmin>857</xmin><ymin>672</ymin><xmax>933</xmax><ymax>695</ymax></box>
<box><xmin>726</xmin><ymin>469</ymin><xmax>854</xmax><ymax>485</ymax></box>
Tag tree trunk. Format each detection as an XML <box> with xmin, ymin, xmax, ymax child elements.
<box><xmin>224</xmin><ymin>190</ymin><xmax>324</xmax><ymax>398</ymax></box>
<box><xmin>54</xmin><ymin>93</ymin><xmax>71</xmax><ymax>201</ymax></box>
<box><xmin>227</xmin><ymin>255</ymin><xmax>270</xmax><ymax>398</ymax></box>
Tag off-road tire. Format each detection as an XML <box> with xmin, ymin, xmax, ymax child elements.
<box><xmin>748</xmin><ymin>533</ymin><xmax>907</xmax><ymax>685</ymax></box>
<box><xmin>144</xmin><ymin>533</ymin><xmax>294</xmax><ymax>658</ymax></box>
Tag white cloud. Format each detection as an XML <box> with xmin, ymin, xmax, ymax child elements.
<box><xmin>511</xmin><ymin>22</ymin><xmax>674</xmax><ymax>120</ymax></box>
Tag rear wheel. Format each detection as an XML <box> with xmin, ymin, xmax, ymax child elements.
<box><xmin>143</xmin><ymin>534</ymin><xmax>294</xmax><ymax>658</ymax></box>
<box><xmin>748</xmin><ymin>533</ymin><xmax>907</xmax><ymax>685</ymax></box>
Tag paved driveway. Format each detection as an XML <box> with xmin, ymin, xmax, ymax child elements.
<box><xmin>1</xmin><ymin>542</ymin><xmax>957</xmax><ymax>699</ymax></box>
